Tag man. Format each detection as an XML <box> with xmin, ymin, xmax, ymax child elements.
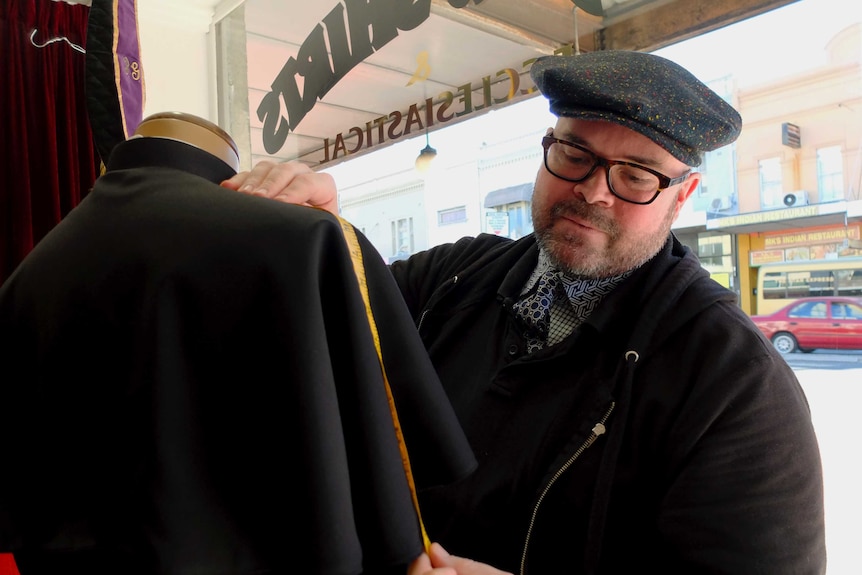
<box><xmin>223</xmin><ymin>51</ymin><xmax>827</xmax><ymax>574</ymax></box>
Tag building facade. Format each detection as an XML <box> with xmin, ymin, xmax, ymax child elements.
<box><xmin>331</xmin><ymin>22</ymin><xmax>862</xmax><ymax>315</ymax></box>
<box><xmin>696</xmin><ymin>23</ymin><xmax>862</xmax><ymax>313</ymax></box>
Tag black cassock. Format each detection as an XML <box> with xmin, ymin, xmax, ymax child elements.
<box><xmin>0</xmin><ymin>137</ymin><xmax>477</xmax><ymax>575</ymax></box>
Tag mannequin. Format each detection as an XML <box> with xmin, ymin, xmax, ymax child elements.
<box><xmin>131</xmin><ymin>111</ymin><xmax>240</xmax><ymax>175</ymax></box>
<box><xmin>0</xmin><ymin>112</ymin><xmax>475</xmax><ymax>575</ymax></box>
<box><xmin>103</xmin><ymin>111</ymin><xmax>240</xmax><ymax>184</ymax></box>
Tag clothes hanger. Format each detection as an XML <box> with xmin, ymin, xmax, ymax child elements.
<box><xmin>31</xmin><ymin>0</ymin><xmax>91</xmax><ymax>53</ymax></box>
<box><xmin>29</xmin><ymin>28</ymin><xmax>86</xmax><ymax>54</ymax></box>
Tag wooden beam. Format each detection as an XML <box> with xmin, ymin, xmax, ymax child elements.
<box><xmin>430</xmin><ymin>0</ymin><xmax>564</xmax><ymax>53</ymax></box>
<box><xmin>596</xmin><ymin>0</ymin><xmax>802</xmax><ymax>52</ymax></box>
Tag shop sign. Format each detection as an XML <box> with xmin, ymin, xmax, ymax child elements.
<box><xmin>256</xmin><ymin>0</ymin><xmax>560</xmax><ymax>164</ymax></box>
<box><xmin>750</xmin><ymin>250</ymin><xmax>786</xmax><ymax>266</ymax></box>
<box><xmin>763</xmin><ymin>225</ymin><xmax>861</xmax><ymax>249</ymax></box>
<box><xmin>485</xmin><ymin>211</ymin><xmax>510</xmax><ymax>236</ymax></box>
<box><xmin>316</xmin><ymin>56</ymin><xmax>548</xmax><ymax>164</ymax></box>
<box><xmin>706</xmin><ymin>205</ymin><xmax>819</xmax><ymax>229</ymax></box>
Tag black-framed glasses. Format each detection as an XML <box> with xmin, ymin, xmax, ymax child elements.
<box><xmin>541</xmin><ymin>136</ymin><xmax>691</xmax><ymax>205</ymax></box>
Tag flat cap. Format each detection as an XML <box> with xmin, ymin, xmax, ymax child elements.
<box><xmin>530</xmin><ymin>50</ymin><xmax>742</xmax><ymax>166</ymax></box>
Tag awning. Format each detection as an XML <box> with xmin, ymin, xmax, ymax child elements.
<box><xmin>705</xmin><ymin>200</ymin><xmax>858</xmax><ymax>234</ymax></box>
<box><xmin>230</xmin><ymin>0</ymin><xmax>800</xmax><ymax>170</ymax></box>
<box><xmin>484</xmin><ymin>183</ymin><xmax>533</xmax><ymax>208</ymax></box>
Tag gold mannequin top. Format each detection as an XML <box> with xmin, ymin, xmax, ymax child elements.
<box><xmin>132</xmin><ymin>111</ymin><xmax>240</xmax><ymax>174</ymax></box>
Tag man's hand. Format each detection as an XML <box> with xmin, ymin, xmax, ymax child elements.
<box><xmin>221</xmin><ymin>160</ymin><xmax>339</xmax><ymax>216</ymax></box>
<box><xmin>408</xmin><ymin>543</ymin><xmax>514</xmax><ymax>575</ymax></box>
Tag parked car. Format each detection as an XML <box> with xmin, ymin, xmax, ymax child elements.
<box><xmin>751</xmin><ymin>296</ymin><xmax>862</xmax><ymax>354</ymax></box>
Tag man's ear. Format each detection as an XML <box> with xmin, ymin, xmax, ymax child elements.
<box><xmin>671</xmin><ymin>172</ymin><xmax>701</xmax><ymax>220</ymax></box>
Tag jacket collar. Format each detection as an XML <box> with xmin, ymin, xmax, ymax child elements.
<box><xmin>105</xmin><ymin>137</ymin><xmax>238</xmax><ymax>184</ymax></box>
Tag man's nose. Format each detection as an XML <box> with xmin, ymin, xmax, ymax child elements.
<box><xmin>573</xmin><ymin>166</ymin><xmax>615</xmax><ymax>206</ymax></box>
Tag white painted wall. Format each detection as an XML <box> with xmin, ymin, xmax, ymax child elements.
<box><xmin>136</xmin><ymin>0</ymin><xmax>222</xmax><ymax>122</ymax></box>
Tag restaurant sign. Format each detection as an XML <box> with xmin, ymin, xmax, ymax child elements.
<box><xmin>706</xmin><ymin>205</ymin><xmax>820</xmax><ymax>230</ymax></box>
<box><xmin>763</xmin><ymin>224</ymin><xmax>861</xmax><ymax>249</ymax></box>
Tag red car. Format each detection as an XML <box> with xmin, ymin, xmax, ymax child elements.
<box><xmin>751</xmin><ymin>296</ymin><xmax>862</xmax><ymax>354</ymax></box>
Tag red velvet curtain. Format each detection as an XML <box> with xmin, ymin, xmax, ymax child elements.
<box><xmin>0</xmin><ymin>0</ymin><xmax>99</xmax><ymax>287</ymax></box>
<box><xmin>0</xmin><ymin>554</ymin><xmax>19</xmax><ymax>575</ymax></box>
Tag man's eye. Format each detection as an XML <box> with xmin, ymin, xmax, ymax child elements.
<box><xmin>626</xmin><ymin>172</ymin><xmax>651</xmax><ymax>183</ymax></box>
<box><xmin>619</xmin><ymin>168</ymin><xmax>657</xmax><ymax>188</ymax></box>
<box><xmin>564</xmin><ymin>153</ymin><xmax>591</xmax><ymax>166</ymax></box>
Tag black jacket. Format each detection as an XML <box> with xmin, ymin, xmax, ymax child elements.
<box><xmin>391</xmin><ymin>232</ymin><xmax>826</xmax><ymax>575</ymax></box>
<box><xmin>0</xmin><ymin>138</ymin><xmax>476</xmax><ymax>575</ymax></box>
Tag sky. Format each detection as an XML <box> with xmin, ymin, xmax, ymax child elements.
<box><xmin>653</xmin><ymin>0</ymin><xmax>862</xmax><ymax>87</ymax></box>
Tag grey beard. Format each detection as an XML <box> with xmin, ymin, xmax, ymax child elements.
<box><xmin>534</xmin><ymin>200</ymin><xmax>620</xmax><ymax>277</ymax></box>
<box><xmin>534</xmin><ymin>199</ymin><xmax>666</xmax><ymax>278</ymax></box>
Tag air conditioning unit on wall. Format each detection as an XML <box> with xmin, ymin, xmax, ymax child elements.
<box><xmin>783</xmin><ymin>190</ymin><xmax>809</xmax><ymax>207</ymax></box>
<box><xmin>709</xmin><ymin>196</ymin><xmax>732</xmax><ymax>211</ymax></box>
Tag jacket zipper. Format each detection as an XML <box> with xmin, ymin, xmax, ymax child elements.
<box><xmin>518</xmin><ymin>402</ymin><xmax>615</xmax><ymax>575</ymax></box>
<box><xmin>417</xmin><ymin>309</ymin><xmax>429</xmax><ymax>332</ymax></box>
<box><xmin>417</xmin><ymin>275</ymin><xmax>459</xmax><ymax>332</ymax></box>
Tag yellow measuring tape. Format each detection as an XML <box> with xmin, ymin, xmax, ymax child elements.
<box><xmin>337</xmin><ymin>216</ymin><xmax>431</xmax><ymax>553</ymax></box>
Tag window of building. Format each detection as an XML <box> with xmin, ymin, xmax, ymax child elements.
<box><xmin>697</xmin><ymin>234</ymin><xmax>733</xmax><ymax>268</ymax></box>
<box><xmin>391</xmin><ymin>217</ymin><xmax>414</xmax><ymax>255</ymax></box>
<box><xmin>694</xmin><ymin>77</ymin><xmax>738</xmax><ymax>214</ymax></box>
<box><xmin>438</xmin><ymin>206</ymin><xmax>467</xmax><ymax>226</ymax></box>
<box><xmin>698</xmin><ymin>143</ymin><xmax>737</xmax><ymax>213</ymax></box>
<box><xmin>817</xmin><ymin>146</ymin><xmax>843</xmax><ymax>202</ymax></box>
<box><xmin>758</xmin><ymin>157</ymin><xmax>783</xmax><ymax>209</ymax></box>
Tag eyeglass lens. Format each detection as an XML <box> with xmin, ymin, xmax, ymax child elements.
<box><xmin>546</xmin><ymin>141</ymin><xmax>660</xmax><ymax>203</ymax></box>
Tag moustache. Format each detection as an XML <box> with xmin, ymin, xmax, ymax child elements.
<box><xmin>549</xmin><ymin>200</ymin><xmax>617</xmax><ymax>236</ymax></box>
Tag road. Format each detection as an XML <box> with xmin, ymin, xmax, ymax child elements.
<box><xmin>791</xmin><ymin>353</ymin><xmax>861</xmax><ymax>574</ymax></box>
<box><xmin>784</xmin><ymin>349</ymin><xmax>862</xmax><ymax>371</ymax></box>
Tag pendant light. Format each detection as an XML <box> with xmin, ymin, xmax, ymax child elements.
<box><xmin>415</xmin><ymin>125</ymin><xmax>437</xmax><ymax>173</ymax></box>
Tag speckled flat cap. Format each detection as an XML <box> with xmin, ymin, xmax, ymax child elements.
<box><xmin>530</xmin><ymin>50</ymin><xmax>742</xmax><ymax>166</ymax></box>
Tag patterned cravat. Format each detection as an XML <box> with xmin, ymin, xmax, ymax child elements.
<box><xmin>513</xmin><ymin>269</ymin><xmax>561</xmax><ymax>337</ymax></box>
<box><xmin>558</xmin><ymin>276</ymin><xmax>620</xmax><ymax>320</ymax></box>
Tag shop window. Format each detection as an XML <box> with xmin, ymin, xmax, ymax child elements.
<box><xmin>762</xmin><ymin>271</ymin><xmax>786</xmax><ymax>300</ymax></box>
<box><xmin>817</xmin><ymin>146</ymin><xmax>843</xmax><ymax>202</ymax></box>
<box><xmin>759</xmin><ymin>157</ymin><xmax>783</xmax><ymax>209</ymax></box>
<box><xmin>836</xmin><ymin>269</ymin><xmax>862</xmax><ymax>297</ymax></box>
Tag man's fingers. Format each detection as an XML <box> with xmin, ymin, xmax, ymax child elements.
<box><xmin>408</xmin><ymin>552</ymin><xmax>434</xmax><ymax>575</ymax></box>
<box><xmin>220</xmin><ymin>161</ymin><xmax>339</xmax><ymax>215</ymax></box>
<box><xmin>220</xmin><ymin>160</ymin><xmax>278</xmax><ymax>192</ymax></box>
<box><xmin>249</xmin><ymin>162</ymin><xmax>312</xmax><ymax>199</ymax></box>
<box><xmin>429</xmin><ymin>543</ymin><xmax>514</xmax><ymax>575</ymax></box>
<box><xmin>427</xmin><ymin>543</ymin><xmax>455</xmax><ymax>568</ymax></box>
<box><xmin>221</xmin><ymin>161</ymin><xmax>308</xmax><ymax>197</ymax></box>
